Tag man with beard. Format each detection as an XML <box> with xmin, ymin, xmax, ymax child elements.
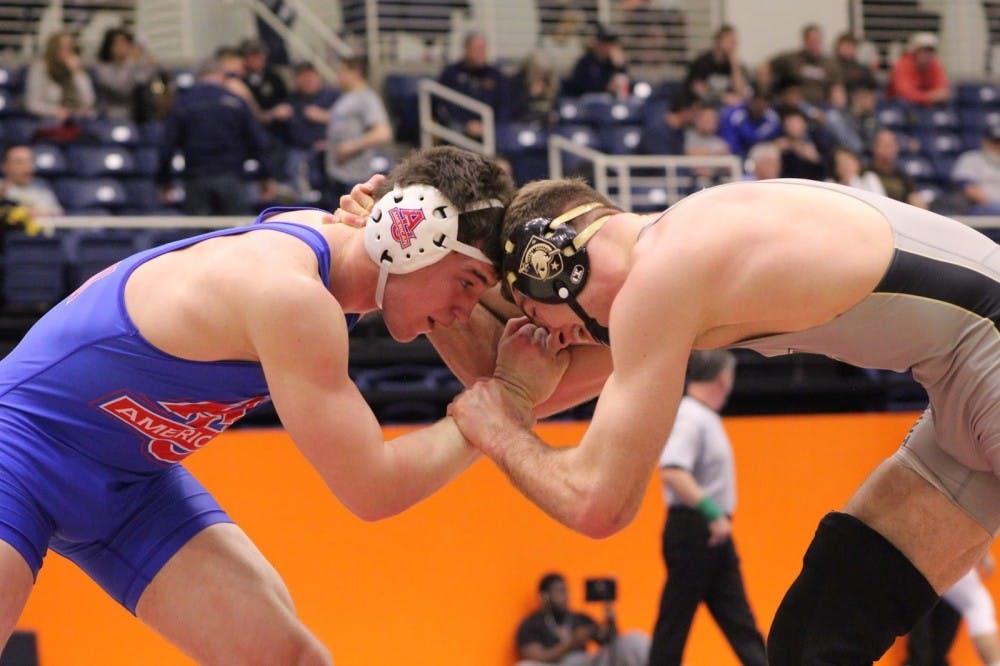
<box><xmin>515</xmin><ymin>573</ymin><xmax>649</xmax><ymax>666</ymax></box>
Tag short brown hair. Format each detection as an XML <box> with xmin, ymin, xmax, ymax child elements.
<box><xmin>686</xmin><ymin>350</ymin><xmax>736</xmax><ymax>383</ymax></box>
<box><xmin>502</xmin><ymin>178</ymin><xmax>619</xmax><ymax>242</ymax></box>
<box><xmin>377</xmin><ymin>146</ymin><xmax>516</xmax><ymax>266</ymax></box>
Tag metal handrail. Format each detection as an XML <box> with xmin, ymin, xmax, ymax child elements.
<box><xmin>417</xmin><ymin>78</ymin><xmax>496</xmax><ymax>156</ymax></box>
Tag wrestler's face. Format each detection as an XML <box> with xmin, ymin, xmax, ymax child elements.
<box><xmin>381</xmin><ymin>252</ymin><xmax>497</xmax><ymax>342</ymax></box>
<box><xmin>514</xmin><ymin>293</ymin><xmax>601</xmax><ymax>348</ymax></box>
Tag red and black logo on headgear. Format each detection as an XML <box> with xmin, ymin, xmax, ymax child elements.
<box><xmin>388</xmin><ymin>207</ymin><xmax>425</xmax><ymax>249</ymax></box>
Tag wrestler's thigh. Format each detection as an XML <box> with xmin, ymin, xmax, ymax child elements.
<box><xmin>0</xmin><ymin>540</ymin><xmax>34</xmax><ymax>647</ymax></box>
<box><xmin>844</xmin><ymin>457</ymin><xmax>992</xmax><ymax>593</ymax></box>
<box><xmin>135</xmin><ymin>522</ymin><xmax>329</xmax><ymax>666</ymax></box>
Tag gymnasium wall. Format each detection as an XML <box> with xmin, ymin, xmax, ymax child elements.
<box><xmin>15</xmin><ymin>412</ymin><xmax>993</xmax><ymax>665</ymax></box>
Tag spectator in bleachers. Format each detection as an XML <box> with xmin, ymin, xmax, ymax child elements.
<box><xmin>268</xmin><ymin>62</ymin><xmax>338</xmax><ymax>194</ymax></box>
<box><xmin>643</xmin><ymin>90</ymin><xmax>696</xmax><ymax>155</ymax></box>
<box><xmin>157</xmin><ymin>56</ymin><xmax>275</xmax><ymax>215</ymax></box>
<box><xmin>510</xmin><ymin>50</ymin><xmax>559</xmax><ymax>124</ymax></box>
<box><xmin>92</xmin><ymin>27</ymin><xmax>159</xmax><ymax>122</ymax></box>
<box><xmin>759</xmin><ymin>24</ymin><xmax>845</xmax><ymax>109</ymax></box>
<box><xmin>952</xmin><ymin>125</ymin><xmax>1000</xmax><ymax>215</ymax></box>
<box><xmin>870</xmin><ymin>128</ymin><xmax>929</xmax><ymax>208</ymax></box>
<box><xmin>215</xmin><ymin>46</ymin><xmax>262</xmax><ymax>117</ymax></box>
<box><xmin>561</xmin><ymin>24</ymin><xmax>630</xmax><ymax>99</ymax></box>
<box><xmin>822</xmin><ymin>81</ymin><xmax>879</xmax><ymax>156</ymax></box>
<box><xmin>684</xmin><ymin>105</ymin><xmax>733</xmax><ymax>186</ymax></box>
<box><xmin>831</xmin><ymin>145</ymin><xmax>886</xmax><ymax>195</ymax></box>
<box><xmin>775</xmin><ymin>108</ymin><xmax>826</xmax><ymax>180</ymax></box>
<box><xmin>324</xmin><ymin>56</ymin><xmax>392</xmax><ymax>206</ymax></box>
<box><xmin>744</xmin><ymin>141</ymin><xmax>781</xmax><ymax>181</ymax></box>
<box><xmin>24</xmin><ymin>31</ymin><xmax>96</xmax><ymax>122</ymax></box>
<box><xmin>718</xmin><ymin>91</ymin><xmax>782</xmax><ymax>157</ymax></box>
<box><xmin>887</xmin><ymin>32</ymin><xmax>950</xmax><ymax>107</ymax></box>
<box><xmin>241</xmin><ymin>38</ymin><xmax>289</xmax><ymax>116</ymax></box>
<box><xmin>685</xmin><ymin>105</ymin><xmax>730</xmax><ymax>156</ymax></box>
<box><xmin>833</xmin><ymin>32</ymin><xmax>878</xmax><ymax>95</ymax></box>
<box><xmin>539</xmin><ymin>7</ymin><xmax>587</xmax><ymax>78</ymax></box>
<box><xmin>436</xmin><ymin>31</ymin><xmax>508</xmax><ymax>140</ymax></box>
<box><xmin>684</xmin><ymin>24</ymin><xmax>751</xmax><ymax>108</ymax></box>
<box><xmin>0</xmin><ymin>144</ymin><xmax>63</xmax><ymax>219</ymax></box>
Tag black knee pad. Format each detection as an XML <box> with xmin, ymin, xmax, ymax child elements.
<box><xmin>767</xmin><ymin>511</ymin><xmax>938</xmax><ymax>666</ymax></box>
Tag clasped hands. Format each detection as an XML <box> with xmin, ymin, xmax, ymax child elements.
<box><xmin>447</xmin><ymin>317</ymin><xmax>570</xmax><ymax>456</ymax></box>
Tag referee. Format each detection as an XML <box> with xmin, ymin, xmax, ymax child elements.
<box><xmin>648</xmin><ymin>350</ymin><xmax>767</xmax><ymax>665</ymax></box>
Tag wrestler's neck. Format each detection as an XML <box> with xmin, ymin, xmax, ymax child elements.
<box><xmin>584</xmin><ymin>212</ymin><xmax>645</xmax><ymax>310</ymax></box>
<box><xmin>321</xmin><ymin>224</ymin><xmax>380</xmax><ymax>313</ymax></box>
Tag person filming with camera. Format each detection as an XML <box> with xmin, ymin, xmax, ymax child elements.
<box><xmin>515</xmin><ymin>572</ymin><xmax>649</xmax><ymax>666</ymax></box>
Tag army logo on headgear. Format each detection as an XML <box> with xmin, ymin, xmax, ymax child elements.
<box><xmin>519</xmin><ymin>235</ymin><xmax>564</xmax><ymax>281</ymax></box>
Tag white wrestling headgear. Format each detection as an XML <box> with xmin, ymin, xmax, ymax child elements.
<box><xmin>365</xmin><ymin>183</ymin><xmax>503</xmax><ymax>308</ymax></box>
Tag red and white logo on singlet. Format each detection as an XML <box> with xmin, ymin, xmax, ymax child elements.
<box><xmin>99</xmin><ymin>394</ymin><xmax>268</xmax><ymax>463</ymax></box>
<box><xmin>388</xmin><ymin>207</ymin><xmax>425</xmax><ymax>249</ymax></box>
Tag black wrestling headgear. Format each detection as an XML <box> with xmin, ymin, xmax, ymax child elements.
<box><xmin>502</xmin><ymin>202</ymin><xmax>611</xmax><ymax>345</ymax></box>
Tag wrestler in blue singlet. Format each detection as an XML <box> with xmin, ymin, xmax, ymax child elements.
<box><xmin>0</xmin><ymin>208</ymin><xmax>358</xmax><ymax>612</ymax></box>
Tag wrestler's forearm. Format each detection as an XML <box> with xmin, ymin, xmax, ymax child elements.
<box><xmin>371</xmin><ymin>418</ymin><xmax>481</xmax><ymax>517</ymax></box>
<box><xmin>485</xmin><ymin>428</ymin><xmax>612</xmax><ymax>537</ymax></box>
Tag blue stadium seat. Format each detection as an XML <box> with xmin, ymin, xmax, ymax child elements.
<box><xmin>897</xmin><ymin>154</ymin><xmax>937</xmax><ymax>182</ymax></box>
<box><xmin>600</xmin><ymin>125</ymin><xmax>643</xmax><ymax>154</ymax></box>
<box><xmin>4</xmin><ymin>118</ymin><xmax>43</xmax><ymax>144</ymax></box>
<box><xmin>133</xmin><ymin>146</ymin><xmax>159</xmax><ymax>177</ymax></box>
<box><xmin>172</xmin><ymin>70</ymin><xmax>196</xmax><ymax>90</ymax></box>
<box><xmin>122</xmin><ymin>178</ymin><xmax>162</xmax><ymax>212</ymax></box>
<box><xmin>70</xmin><ymin>230</ymin><xmax>139</xmax><ymax>288</ymax></box>
<box><xmin>139</xmin><ymin>121</ymin><xmax>165</xmax><ymax>146</ymax></box>
<box><xmin>630</xmin><ymin>184</ymin><xmax>671</xmax><ymax>212</ymax></box>
<box><xmin>84</xmin><ymin>119</ymin><xmax>140</xmax><ymax>146</ymax></box>
<box><xmin>956</xmin><ymin>83</ymin><xmax>1000</xmax><ymax>108</ymax></box>
<box><xmin>876</xmin><ymin>103</ymin><xmax>912</xmax><ymax>130</ymax></box>
<box><xmin>557</xmin><ymin>97</ymin><xmax>586</xmax><ymax>123</ymax></box>
<box><xmin>917</xmin><ymin>107</ymin><xmax>960</xmax><ymax>131</ymax></box>
<box><xmin>54</xmin><ymin>178</ymin><xmax>128</xmax><ymax>213</ymax></box>
<box><xmin>3</xmin><ymin>233</ymin><xmax>67</xmax><ymax>308</ymax></box>
<box><xmin>919</xmin><ymin>131</ymin><xmax>963</xmax><ymax>157</ymax></box>
<box><xmin>375</xmin><ymin>401</ymin><xmax>441</xmax><ymax>423</ymax></box>
<box><xmin>552</xmin><ymin>124</ymin><xmax>599</xmax><ymax>173</ymax></box>
<box><xmin>496</xmin><ymin>122</ymin><xmax>550</xmax><ymax>185</ymax></box>
<box><xmin>32</xmin><ymin>144</ymin><xmax>67</xmax><ymax>178</ymax></box>
<box><xmin>0</xmin><ymin>65</ymin><xmax>26</xmax><ymax>94</ymax></box>
<box><xmin>552</xmin><ymin>123</ymin><xmax>600</xmax><ymax>150</ymax></box>
<box><xmin>592</xmin><ymin>97</ymin><xmax>644</xmax><ymax>125</ymax></box>
<box><xmin>0</xmin><ymin>89</ymin><xmax>13</xmax><ymax>116</ymax></box>
<box><xmin>354</xmin><ymin>364</ymin><xmax>442</xmax><ymax>393</ymax></box>
<box><xmin>66</xmin><ymin>145</ymin><xmax>137</xmax><ymax>177</ymax></box>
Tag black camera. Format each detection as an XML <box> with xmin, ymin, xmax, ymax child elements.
<box><xmin>584</xmin><ymin>577</ymin><xmax>617</xmax><ymax>602</ymax></box>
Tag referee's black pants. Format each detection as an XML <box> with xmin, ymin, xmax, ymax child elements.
<box><xmin>649</xmin><ymin>506</ymin><xmax>767</xmax><ymax>666</ymax></box>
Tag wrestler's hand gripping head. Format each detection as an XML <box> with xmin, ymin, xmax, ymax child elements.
<box><xmin>502</xmin><ymin>202</ymin><xmax>611</xmax><ymax>345</ymax></box>
<box><xmin>365</xmin><ymin>183</ymin><xmax>502</xmax><ymax>308</ymax></box>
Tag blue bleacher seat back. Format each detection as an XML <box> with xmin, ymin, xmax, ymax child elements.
<box><xmin>3</xmin><ymin>234</ymin><xmax>66</xmax><ymax>307</ymax></box>
<box><xmin>32</xmin><ymin>144</ymin><xmax>67</xmax><ymax>178</ymax></box>
<box><xmin>956</xmin><ymin>83</ymin><xmax>1000</xmax><ymax>108</ymax></box>
<box><xmin>84</xmin><ymin>119</ymin><xmax>140</xmax><ymax>146</ymax></box>
<box><xmin>66</xmin><ymin>145</ymin><xmax>137</xmax><ymax>178</ymax></box>
<box><xmin>5</xmin><ymin>118</ymin><xmax>43</xmax><ymax>144</ymax></box>
<box><xmin>54</xmin><ymin>178</ymin><xmax>128</xmax><ymax>213</ymax></box>
<box><xmin>600</xmin><ymin>125</ymin><xmax>643</xmax><ymax>154</ymax></box>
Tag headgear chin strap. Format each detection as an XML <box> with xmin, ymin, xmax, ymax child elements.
<box><xmin>502</xmin><ymin>202</ymin><xmax>611</xmax><ymax>345</ymax></box>
<box><xmin>365</xmin><ymin>183</ymin><xmax>502</xmax><ymax>308</ymax></box>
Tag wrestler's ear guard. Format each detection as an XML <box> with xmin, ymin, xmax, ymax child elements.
<box><xmin>365</xmin><ymin>183</ymin><xmax>502</xmax><ymax>308</ymax></box>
